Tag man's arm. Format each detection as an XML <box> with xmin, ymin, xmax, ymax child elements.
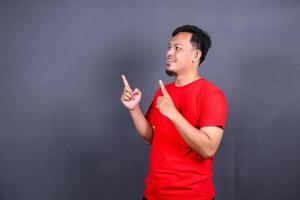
<box><xmin>128</xmin><ymin>106</ymin><xmax>154</xmax><ymax>145</ymax></box>
<box><xmin>171</xmin><ymin>113</ymin><xmax>223</xmax><ymax>159</ymax></box>
<box><xmin>120</xmin><ymin>75</ymin><xmax>154</xmax><ymax>144</ymax></box>
<box><xmin>156</xmin><ymin>80</ymin><xmax>223</xmax><ymax>158</ymax></box>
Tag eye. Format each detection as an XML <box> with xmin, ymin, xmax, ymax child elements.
<box><xmin>168</xmin><ymin>45</ymin><xmax>171</xmax><ymax>49</ymax></box>
<box><xmin>175</xmin><ymin>46</ymin><xmax>181</xmax><ymax>50</ymax></box>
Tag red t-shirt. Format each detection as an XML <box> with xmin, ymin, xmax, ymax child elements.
<box><xmin>144</xmin><ymin>78</ymin><xmax>227</xmax><ymax>200</ymax></box>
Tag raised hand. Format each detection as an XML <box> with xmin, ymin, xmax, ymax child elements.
<box><xmin>120</xmin><ymin>74</ymin><xmax>142</xmax><ymax>110</ymax></box>
<box><xmin>156</xmin><ymin>80</ymin><xmax>178</xmax><ymax>120</ymax></box>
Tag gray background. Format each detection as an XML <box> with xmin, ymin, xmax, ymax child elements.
<box><xmin>1</xmin><ymin>0</ymin><xmax>300</xmax><ymax>199</ymax></box>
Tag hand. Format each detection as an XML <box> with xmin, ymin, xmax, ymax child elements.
<box><xmin>156</xmin><ymin>80</ymin><xmax>178</xmax><ymax>120</ymax></box>
<box><xmin>120</xmin><ymin>74</ymin><xmax>142</xmax><ymax>110</ymax></box>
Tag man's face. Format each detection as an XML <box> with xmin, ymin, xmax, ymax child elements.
<box><xmin>165</xmin><ymin>32</ymin><xmax>196</xmax><ymax>76</ymax></box>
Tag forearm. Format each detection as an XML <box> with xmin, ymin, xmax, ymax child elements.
<box><xmin>170</xmin><ymin>112</ymin><xmax>216</xmax><ymax>158</ymax></box>
<box><xmin>128</xmin><ymin>106</ymin><xmax>153</xmax><ymax>144</ymax></box>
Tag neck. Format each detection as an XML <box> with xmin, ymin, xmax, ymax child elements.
<box><xmin>174</xmin><ymin>71</ymin><xmax>201</xmax><ymax>87</ymax></box>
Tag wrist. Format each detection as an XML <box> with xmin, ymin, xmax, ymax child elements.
<box><xmin>168</xmin><ymin>109</ymin><xmax>181</xmax><ymax>122</ymax></box>
<box><xmin>128</xmin><ymin>105</ymin><xmax>140</xmax><ymax>113</ymax></box>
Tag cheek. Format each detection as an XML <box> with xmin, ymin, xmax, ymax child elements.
<box><xmin>177</xmin><ymin>53</ymin><xmax>192</xmax><ymax>63</ymax></box>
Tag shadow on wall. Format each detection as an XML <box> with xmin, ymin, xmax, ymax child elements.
<box><xmin>82</xmin><ymin>37</ymin><xmax>154</xmax><ymax>199</ymax></box>
<box><xmin>229</xmin><ymin>44</ymin><xmax>296</xmax><ymax>132</ymax></box>
<box><xmin>226</xmin><ymin>36</ymin><xmax>300</xmax><ymax>199</ymax></box>
<box><xmin>95</xmin><ymin>36</ymin><xmax>157</xmax><ymax>135</ymax></box>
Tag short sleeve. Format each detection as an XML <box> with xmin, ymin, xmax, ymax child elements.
<box><xmin>199</xmin><ymin>90</ymin><xmax>228</xmax><ymax>129</ymax></box>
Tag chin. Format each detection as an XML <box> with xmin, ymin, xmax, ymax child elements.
<box><xmin>165</xmin><ymin>69</ymin><xmax>176</xmax><ymax>77</ymax></box>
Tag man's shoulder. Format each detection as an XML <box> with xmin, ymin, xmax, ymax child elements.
<box><xmin>200</xmin><ymin>78</ymin><xmax>224</xmax><ymax>93</ymax></box>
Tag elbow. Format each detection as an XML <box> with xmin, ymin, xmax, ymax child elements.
<box><xmin>199</xmin><ymin>149</ymin><xmax>217</xmax><ymax>159</ymax></box>
<box><xmin>143</xmin><ymin>135</ymin><xmax>153</xmax><ymax>145</ymax></box>
<box><xmin>201</xmin><ymin>153</ymin><xmax>215</xmax><ymax>159</ymax></box>
<box><xmin>195</xmin><ymin>141</ymin><xmax>220</xmax><ymax>159</ymax></box>
<box><xmin>144</xmin><ymin>140</ymin><xmax>152</xmax><ymax>145</ymax></box>
<box><xmin>143</xmin><ymin>125</ymin><xmax>154</xmax><ymax>145</ymax></box>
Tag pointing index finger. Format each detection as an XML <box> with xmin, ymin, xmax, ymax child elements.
<box><xmin>121</xmin><ymin>74</ymin><xmax>131</xmax><ymax>87</ymax></box>
<box><xmin>159</xmin><ymin>80</ymin><xmax>167</xmax><ymax>96</ymax></box>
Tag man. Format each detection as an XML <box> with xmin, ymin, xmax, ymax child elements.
<box><xmin>120</xmin><ymin>25</ymin><xmax>227</xmax><ymax>200</ymax></box>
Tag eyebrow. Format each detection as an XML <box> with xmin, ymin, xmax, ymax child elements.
<box><xmin>169</xmin><ymin>43</ymin><xmax>184</xmax><ymax>46</ymax></box>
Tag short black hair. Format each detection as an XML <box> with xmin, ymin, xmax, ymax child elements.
<box><xmin>172</xmin><ymin>25</ymin><xmax>211</xmax><ymax>65</ymax></box>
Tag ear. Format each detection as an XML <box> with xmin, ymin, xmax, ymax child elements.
<box><xmin>193</xmin><ymin>49</ymin><xmax>202</xmax><ymax>64</ymax></box>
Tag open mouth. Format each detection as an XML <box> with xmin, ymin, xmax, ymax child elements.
<box><xmin>166</xmin><ymin>59</ymin><xmax>176</xmax><ymax>66</ymax></box>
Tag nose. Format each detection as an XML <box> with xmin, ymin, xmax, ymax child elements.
<box><xmin>166</xmin><ymin>47</ymin><xmax>173</xmax><ymax>57</ymax></box>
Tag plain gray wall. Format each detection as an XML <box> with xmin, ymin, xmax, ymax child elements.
<box><xmin>1</xmin><ymin>0</ymin><xmax>300</xmax><ymax>199</ymax></box>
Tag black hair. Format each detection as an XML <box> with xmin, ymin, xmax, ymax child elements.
<box><xmin>172</xmin><ymin>25</ymin><xmax>211</xmax><ymax>65</ymax></box>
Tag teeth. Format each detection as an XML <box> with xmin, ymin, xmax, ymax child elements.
<box><xmin>167</xmin><ymin>57</ymin><xmax>175</xmax><ymax>62</ymax></box>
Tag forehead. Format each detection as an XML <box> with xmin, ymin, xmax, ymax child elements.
<box><xmin>169</xmin><ymin>32</ymin><xmax>193</xmax><ymax>46</ymax></box>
